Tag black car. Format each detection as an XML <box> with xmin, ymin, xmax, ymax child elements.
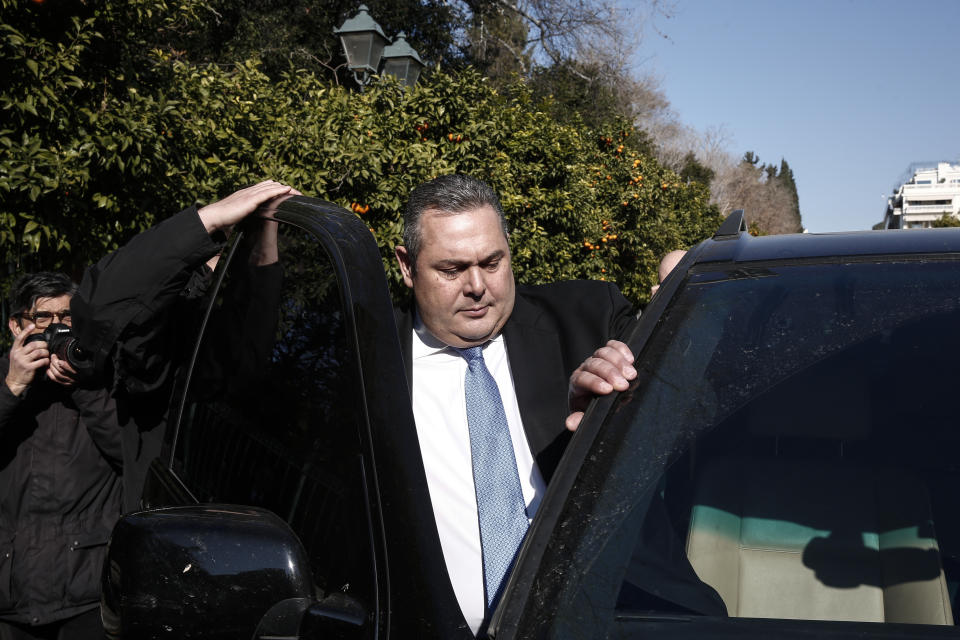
<box><xmin>103</xmin><ymin>199</ymin><xmax>960</xmax><ymax>639</ymax></box>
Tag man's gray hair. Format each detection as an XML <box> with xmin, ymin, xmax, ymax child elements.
<box><xmin>403</xmin><ymin>174</ymin><xmax>509</xmax><ymax>269</ymax></box>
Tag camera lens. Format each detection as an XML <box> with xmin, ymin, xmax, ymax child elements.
<box><xmin>23</xmin><ymin>324</ymin><xmax>92</xmax><ymax>377</ymax></box>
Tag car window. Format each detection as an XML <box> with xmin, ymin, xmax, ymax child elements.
<box><xmin>534</xmin><ymin>259</ymin><xmax>960</xmax><ymax>637</ymax></box>
<box><xmin>169</xmin><ymin>217</ymin><xmax>375</xmax><ymax>609</ymax></box>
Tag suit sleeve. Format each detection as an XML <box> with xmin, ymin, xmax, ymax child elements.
<box><xmin>71</xmin><ymin>205</ymin><xmax>225</xmax><ymax>378</ymax></box>
<box><xmin>604</xmin><ymin>281</ymin><xmax>639</xmax><ymax>342</ymax></box>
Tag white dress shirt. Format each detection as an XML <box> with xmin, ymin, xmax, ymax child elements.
<box><xmin>410</xmin><ymin>315</ymin><xmax>547</xmax><ymax>635</ymax></box>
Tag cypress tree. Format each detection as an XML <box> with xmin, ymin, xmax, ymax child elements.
<box><xmin>778</xmin><ymin>159</ymin><xmax>802</xmax><ymax>231</ymax></box>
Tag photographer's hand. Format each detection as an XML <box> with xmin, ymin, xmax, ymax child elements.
<box><xmin>198</xmin><ymin>180</ymin><xmax>301</xmax><ymax>235</ymax></box>
<box><xmin>46</xmin><ymin>354</ymin><xmax>77</xmax><ymax>388</ymax></box>
<box><xmin>5</xmin><ymin>325</ymin><xmax>48</xmax><ymax>397</ymax></box>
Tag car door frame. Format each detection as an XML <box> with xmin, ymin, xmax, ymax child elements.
<box><xmin>139</xmin><ymin>196</ymin><xmax>471</xmax><ymax>638</ymax></box>
<box><xmin>495</xmin><ymin>244</ymin><xmax>960</xmax><ymax>640</ymax></box>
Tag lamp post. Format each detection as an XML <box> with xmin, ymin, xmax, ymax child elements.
<box><xmin>334</xmin><ymin>6</ymin><xmax>424</xmax><ymax>89</ymax></box>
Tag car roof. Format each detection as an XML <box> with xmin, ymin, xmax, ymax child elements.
<box><xmin>694</xmin><ymin>213</ymin><xmax>960</xmax><ymax>266</ymax></box>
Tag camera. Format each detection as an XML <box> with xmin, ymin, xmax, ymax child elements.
<box><xmin>24</xmin><ymin>323</ymin><xmax>93</xmax><ymax>375</ymax></box>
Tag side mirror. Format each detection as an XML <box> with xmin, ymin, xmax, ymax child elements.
<box><xmin>102</xmin><ymin>505</ymin><xmax>315</xmax><ymax>639</ymax></box>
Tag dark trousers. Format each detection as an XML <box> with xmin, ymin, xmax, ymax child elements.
<box><xmin>0</xmin><ymin>610</ymin><xmax>102</xmax><ymax>640</ymax></box>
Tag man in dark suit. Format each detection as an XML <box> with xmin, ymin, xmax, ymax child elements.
<box><xmin>393</xmin><ymin>175</ymin><xmax>638</xmax><ymax>634</ymax></box>
<box><xmin>393</xmin><ymin>277</ymin><xmax>637</xmax><ymax>480</ymax></box>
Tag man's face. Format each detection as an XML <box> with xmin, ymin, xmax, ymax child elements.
<box><xmin>396</xmin><ymin>205</ymin><xmax>516</xmax><ymax>348</ymax></box>
<box><xmin>8</xmin><ymin>294</ymin><xmax>72</xmax><ymax>338</ymax></box>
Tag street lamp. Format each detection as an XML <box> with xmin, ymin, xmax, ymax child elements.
<box><xmin>334</xmin><ymin>6</ymin><xmax>424</xmax><ymax>89</ymax></box>
<box><xmin>381</xmin><ymin>32</ymin><xmax>425</xmax><ymax>88</ymax></box>
<box><xmin>334</xmin><ymin>5</ymin><xmax>388</xmax><ymax>87</ymax></box>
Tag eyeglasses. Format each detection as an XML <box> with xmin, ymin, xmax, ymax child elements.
<box><xmin>19</xmin><ymin>310</ymin><xmax>72</xmax><ymax>327</ymax></box>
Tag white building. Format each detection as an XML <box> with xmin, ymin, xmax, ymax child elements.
<box><xmin>881</xmin><ymin>162</ymin><xmax>960</xmax><ymax>229</ymax></box>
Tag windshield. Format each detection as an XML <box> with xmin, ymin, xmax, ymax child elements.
<box><xmin>529</xmin><ymin>258</ymin><xmax>960</xmax><ymax>637</ymax></box>
<box><xmin>632</xmin><ymin>260</ymin><xmax>960</xmax><ymax>441</ymax></box>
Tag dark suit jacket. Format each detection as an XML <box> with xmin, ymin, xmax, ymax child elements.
<box><xmin>394</xmin><ymin>279</ymin><xmax>636</xmax><ymax>483</ymax></box>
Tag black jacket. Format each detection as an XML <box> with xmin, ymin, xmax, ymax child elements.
<box><xmin>0</xmin><ymin>360</ymin><xmax>122</xmax><ymax>625</ymax></box>
<box><xmin>72</xmin><ymin>206</ymin><xmax>223</xmax><ymax>513</ymax></box>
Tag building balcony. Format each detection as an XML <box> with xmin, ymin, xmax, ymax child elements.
<box><xmin>903</xmin><ymin>204</ymin><xmax>954</xmax><ymax>214</ymax></box>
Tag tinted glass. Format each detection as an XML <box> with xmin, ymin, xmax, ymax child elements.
<box><xmin>544</xmin><ymin>259</ymin><xmax>960</xmax><ymax>636</ymax></box>
<box><xmin>171</xmin><ymin>218</ymin><xmax>374</xmax><ymax>606</ymax></box>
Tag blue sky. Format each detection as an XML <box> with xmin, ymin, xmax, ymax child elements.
<box><xmin>625</xmin><ymin>0</ymin><xmax>960</xmax><ymax>232</ymax></box>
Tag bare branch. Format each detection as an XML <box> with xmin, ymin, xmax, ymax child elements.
<box><xmin>489</xmin><ymin>32</ymin><xmax>530</xmax><ymax>75</ymax></box>
<box><xmin>463</xmin><ymin>0</ymin><xmax>668</xmax><ymax>82</ymax></box>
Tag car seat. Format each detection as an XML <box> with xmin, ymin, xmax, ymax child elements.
<box><xmin>684</xmin><ymin>365</ymin><xmax>953</xmax><ymax>625</ymax></box>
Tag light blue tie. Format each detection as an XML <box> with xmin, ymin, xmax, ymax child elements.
<box><xmin>459</xmin><ymin>345</ymin><xmax>530</xmax><ymax>612</ymax></box>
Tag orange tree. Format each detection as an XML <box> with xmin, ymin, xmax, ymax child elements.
<box><xmin>3</xmin><ymin>1</ymin><xmax>720</xmax><ymax>315</ymax></box>
<box><xmin>116</xmin><ymin>62</ymin><xmax>720</xmax><ymax>304</ymax></box>
<box><xmin>0</xmin><ymin>0</ymin><xmax>216</xmax><ymax>282</ymax></box>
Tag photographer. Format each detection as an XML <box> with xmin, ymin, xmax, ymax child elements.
<box><xmin>0</xmin><ymin>273</ymin><xmax>121</xmax><ymax>640</ymax></box>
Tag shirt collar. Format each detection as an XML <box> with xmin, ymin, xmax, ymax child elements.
<box><xmin>411</xmin><ymin>310</ymin><xmax>503</xmax><ymax>360</ymax></box>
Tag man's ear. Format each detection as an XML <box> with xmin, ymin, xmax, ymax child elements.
<box><xmin>8</xmin><ymin>317</ymin><xmax>21</xmax><ymax>339</ymax></box>
<box><xmin>395</xmin><ymin>246</ymin><xmax>415</xmax><ymax>289</ymax></box>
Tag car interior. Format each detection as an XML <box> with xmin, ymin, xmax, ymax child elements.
<box><xmin>656</xmin><ymin>278</ymin><xmax>960</xmax><ymax>627</ymax></box>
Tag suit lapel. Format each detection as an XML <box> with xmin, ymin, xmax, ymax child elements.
<box><xmin>504</xmin><ymin>294</ymin><xmax>570</xmax><ymax>481</ymax></box>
